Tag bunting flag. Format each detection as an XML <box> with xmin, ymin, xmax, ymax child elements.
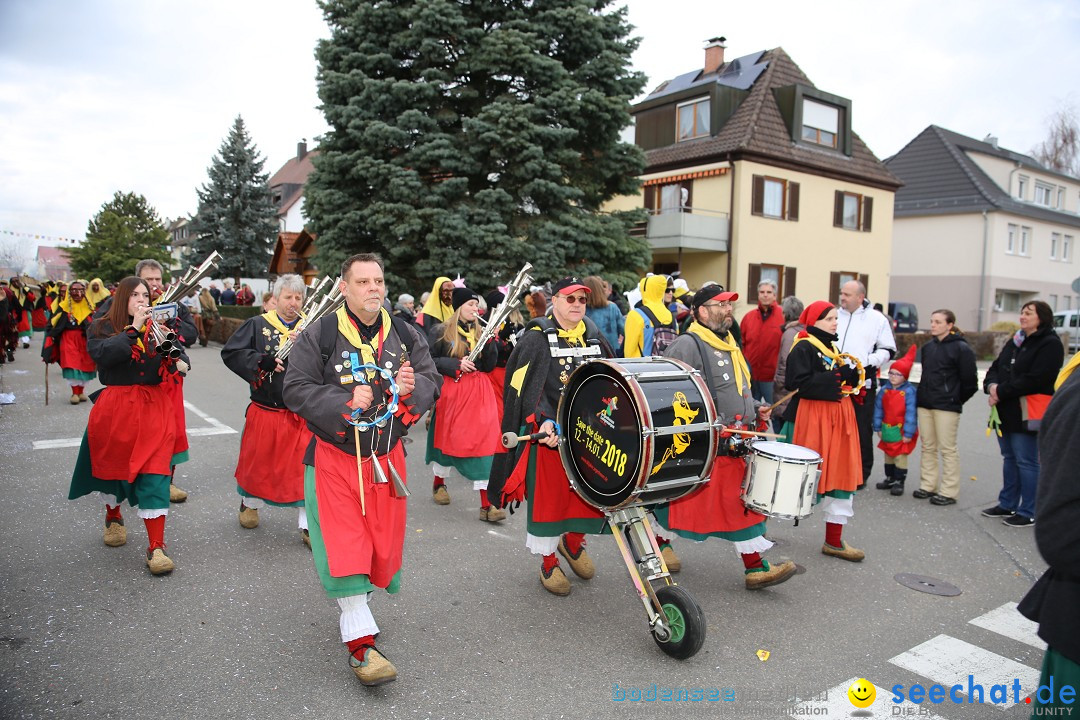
<box><xmin>1</xmin><ymin>229</ymin><xmax>81</xmax><ymax>244</ymax></box>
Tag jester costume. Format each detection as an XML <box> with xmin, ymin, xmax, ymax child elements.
<box><xmin>43</xmin><ymin>282</ymin><xmax>96</xmax><ymax>401</ymax></box>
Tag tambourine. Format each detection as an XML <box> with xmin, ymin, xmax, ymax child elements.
<box><xmin>832</xmin><ymin>353</ymin><xmax>865</xmax><ymax>395</ymax></box>
<box><xmin>346</xmin><ymin>362</ymin><xmax>400</xmax><ymax>429</ymax></box>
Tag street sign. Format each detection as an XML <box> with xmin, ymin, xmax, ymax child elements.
<box><xmin>1072</xmin><ymin>276</ymin><xmax>1080</xmax><ymax>294</ymax></box>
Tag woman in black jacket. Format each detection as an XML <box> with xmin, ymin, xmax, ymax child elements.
<box><xmin>982</xmin><ymin>301</ymin><xmax>1064</xmax><ymax>527</ymax></box>
<box><xmin>911</xmin><ymin>310</ymin><xmax>979</xmax><ymax>505</ymax></box>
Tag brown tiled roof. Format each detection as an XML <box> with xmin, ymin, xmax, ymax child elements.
<box><xmin>269</xmin><ymin>150</ymin><xmax>318</xmax><ymax>188</ymax></box>
<box><xmin>642</xmin><ymin>48</ymin><xmax>901</xmax><ymax>190</ymax></box>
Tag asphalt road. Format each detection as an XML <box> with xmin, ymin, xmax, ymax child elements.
<box><xmin>0</xmin><ymin>343</ymin><xmax>1050</xmax><ymax>720</ymax></box>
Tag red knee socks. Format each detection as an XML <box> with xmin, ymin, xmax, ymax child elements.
<box><xmin>563</xmin><ymin>532</ymin><xmax>585</xmax><ymax>555</ymax></box>
<box><xmin>433</xmin><ymin>476</ymin><xmax>445</xmax><ymax>490</ymax></box>
<box><xmin>105</xmin><ymin>504</ymin><xmax>123</xmax><ymax>523</ymax></box>
<box><xmin>143</xmin><ymin>516</ymin><xmax>166</xmax><ymax>551</ymax></box>
<box><xmin>825</xmin><ymin>522</ymin><xmax>843</xmax><ymax>548</ymax></box>
<box><xmin>346</xmin><ymin>635</ymin><xmax>376</xmax><ymax>659</ymax></box>
<box><xmin>741</xmin><ymin>551</ymin><xmax>765</xmax><ymax>571</ymax></box>
<box><xmin>655</xmin><ymin>533</ymin><xmax>671</xmax><ymax>547</ymax></box>
<box><xmin>479</xmin><ymin>489</ymin><xmax>490</xmax><ymax>508</ymax></box>
<box><xmin>72</xmin><ymin>384</ymin><xmax>84</xmax><ymax>395</ymax></box>
<box><xmin>541</xmin><ymin>553</ymin><xmax>559</xmax><ymax>574</ymax></box>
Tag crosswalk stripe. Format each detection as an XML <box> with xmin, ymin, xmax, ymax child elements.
<box><xmin>788</xmin><ymin>677</ymin><xmax>944</xmax><ymax>718</ymax></box>
<box><xmin>32</xmin><ymin>401</ymin><xmax>236</xmax><ymax>450</ymax></box>
<box><xmin>889</xmin><ymin>634</ymin><xmax>1040</xmax><ymax>710</ymax></box>
<box><xmin>969</xmin><ymin>602</ymin><xmax>1046</xmax><ymax>650</ymax></box>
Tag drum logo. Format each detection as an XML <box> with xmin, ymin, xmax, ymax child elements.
<box><xmin>650</xmin><ymin>392</ymin><xmax>699</xmax><ymax>475</ymax></box>
<box><xmin>596</xmin><ymin>396</ymin><xmax>618</xmax><ymax>428</ymax></box>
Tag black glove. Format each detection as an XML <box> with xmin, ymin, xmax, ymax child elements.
<box><xmin>257</xmin><ymin>354</ymin><xmax>277</xmax><ymax>372</ymax></box>
<box><xmin>838</xmin><ymin>363</ymin><xmax>861</xmax><ymax>385</ymax></box>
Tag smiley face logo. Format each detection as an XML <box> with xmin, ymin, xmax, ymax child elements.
<box><xmin>847</xmin><ymin>678</ymin><xmax>876</xmax><ymax>708</ymax></box>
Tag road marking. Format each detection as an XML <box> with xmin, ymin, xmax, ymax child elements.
<box><xmin>788</xmin><ymin>677</ymin><xmax>944</xmax><ymax>718</ymax></box>
<box><xmin>486</xmin><ymin>530</ymin><xmax>513</xmax><ymax>540</ymax></box>
<box><xmin>968</xmin><ymin>602</ymin><xmax>1046</xmax><ymax>650</ymax></box>
<box><xmin>889</xmin><ymin>635</ymin><xmax>1040</xmax><ymax>709</ymax></box>
<box><xmin>32</xmin><ymin>400</ymin><xmax>236</xmax><ymax>450</ymax></box>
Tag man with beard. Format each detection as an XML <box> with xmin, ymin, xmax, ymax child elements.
<box><xmin>654</xmin><ymin>284</ymin><xmax>798</xmax><ymax>589</ymax></box>
<box><xmin>222</xmin><ymin>274</ymin><xmax>313</xmax><ymax>543</ymax></box>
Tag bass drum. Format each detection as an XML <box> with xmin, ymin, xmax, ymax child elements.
<box><xmin>558</xmin><ymin>357</ymin><xmax>718</xmax><ymax>511</ymax></box>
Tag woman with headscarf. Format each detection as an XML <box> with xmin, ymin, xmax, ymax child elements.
<box><xmin>42</xmin><ymin>279</ymin><xmax>97</xmax><ymax>403</ymax></box>
<box><xmin>417</xmin><ymin>276</ymin><xmax>454</xmax><ymax>338</ymax></box>
<box><xmin>784</xmin><ymin>300</ymin><xmax>865</xmax><ymax>562</ymax></box>
<box><xmin>623</xmin><ymin>275</ymin><xmax>678</xmax><ymax>357</ymax></box>
<box><xmin>86</xmin><ymin>278</ymin><xmax>111</xmax><ymax>306</ymax></box>
<box><xmin>424</xmin><ymin>287</ymin><xmax>505</xmax><ymax>522</ymax></box>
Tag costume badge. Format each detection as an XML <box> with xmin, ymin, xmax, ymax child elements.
<box><xmin>560</xmin><ymin>370</ymin><xmax>570</xmax><ymax>385</ymax></box>
<box><xmin>340</xmin><ymin>375</ymin><xmax>354</xmax><ymax>384</ymax></box>
<box><xmin>334</xmin><ymin>364</ymin><xmax>343</xmax><ymax>372</ymax></box>
<box><xmin>262</xmin><ymin>328</ymin><xmax>271</xmax><ymax>338</ymax></box>
<box><xmin>722</xmin><ymin>373</ymin><xmax>730</xmax><ymax>381</ymax></box>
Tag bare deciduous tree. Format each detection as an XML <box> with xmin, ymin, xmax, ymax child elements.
<box><xmin>1031</xmin><ymin>105</ymin><xmax>1080</xmax><ymax>178</ymax></box>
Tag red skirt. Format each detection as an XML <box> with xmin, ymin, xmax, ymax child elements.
<box><xmin>161</xmin><ymin>376</ymin><xmax>189</xmax><ymax>456</ymax></box>
<box><xmin>88</xmin><ymin>384</ymin><xmax>176</xmax><ymax>482</ymax></box>
<box><xmin>314</xmin><ymin>438</ymin><xmax>408</xmax><ymax>587</ymax></box>
<box><xmin>666</xmin><ymin>455</ymin><xmax>765</xmax><ymax>535</ymax></box>
<box><xmin>529</xmin><ymin>443</ymin><xmax>605</xmax><ymax>524</ymax></box>
<box><xmin>16</xmin><ymin>313</ymin><xmax>30</xmax><ymax>333</ymax></box>
<box><xmin>488</xmin><ymin>366</ymin><xmax>506</xmax><ymax>418</ymax></box>
<box><xmin>235</xmin><ymin>403</ymin><xmax>311</xmax><ymax>504</ymax></box>
<box><xmin>433</xmin><ymin>372</ymin><xmax>502</xmax><ymax>458</ymax></box>
<box><xmin>793</xmin><ymin>399</ymin><xmax>860</xmax><ymax>494</ymax></box>
<box><xmin>60</xmin><ymin>329</ymin><xmax>96</xmax><ymax>373</ymax></box>
<box><xmin>32</xmin><ymin>308</ymin><xmax>47</xmax><ymax>330</ymax></box>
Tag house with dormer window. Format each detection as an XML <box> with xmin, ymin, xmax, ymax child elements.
<box><xmin>605</xmin><ymin>38</ymin><xmax>901</xmax><ymax>308</ymax></box>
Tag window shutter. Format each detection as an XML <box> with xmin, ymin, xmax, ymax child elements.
<box><xmin>751</xmin><ymin>175</ymin><xmax>765</xmax><ymax>216</ymax></box>
<box><xmin>859</xmin><ymin>274</ymin><xmax>870</xmax><ymax>298</ymax></box>
<box><xmin>829</xmin><ymin>272</ymin><xmax>841</xmax><ymax>305</ymax></box>
<box><xmin>862</xmin><ymin>196</ymin><xmax>873</xmax><ymax>231</ymax></box>
<box><xmin>644</xmin><ymin>186</ymin><xmax>657</xmax><ymax>213</ymax></box>
<box><xmin>783</xmin><ymin>266</ymin><xmax>797</xmax><ymax>298</ymax></box>
<box><xmin>787</xmin><ymin>182</ymin><xmax>799</xmax><ymax>221</ymax></box>
<box><xmin>747</xmin><ymin>264</ymin><xmax>761</xmax><ymax>299</ymax></box>
<box><xmin>833</xmin><ymin>190</ymin><xmax>844</xmax><ymax>227</ymax></box>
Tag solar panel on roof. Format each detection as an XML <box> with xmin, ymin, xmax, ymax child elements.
<box><xmin>645</xmin><ymin>50</ymin><xmax>768</xmax><ymax>99</ymax></box>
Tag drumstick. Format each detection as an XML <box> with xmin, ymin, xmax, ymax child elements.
<box><xmin>501</xmin><ymin>430</ymin><xmax>550</xmax><ymax>449</ymax></box>
<box><xmin>354</xmin><ymin>426</ymin><xmax>366</xmax><ymax>516</ymax></box>
<box><xmin>722</xmin><ymin>427</ymin><xmax>782</xmax><ymax>439</ymax></box>
<box><xmin>767</xmin><ymin>389</ymin><xmax>798</xmax><ymax>412</ymax></box>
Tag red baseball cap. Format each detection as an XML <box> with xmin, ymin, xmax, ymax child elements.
<box><xmin>552</xmin><ymin>276</ymin><xmax>590</xmax><ymax>295</ymax></box>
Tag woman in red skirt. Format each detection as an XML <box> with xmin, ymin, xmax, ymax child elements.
<box><xmin>783</xmin><ymin>300</ymin><xmax>865</xmax><ymax>562</ymax></box>
<box><xmin>424</xmin><ymin>287</ymin><xmax>505</xmax><ymax>521</ymax></box>
<box><xmin>68</xmin><ymin>276</ymin><xmax>184</xmax><ymax>575</ymax></box>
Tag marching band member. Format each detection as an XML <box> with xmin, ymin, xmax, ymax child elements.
<box><xmin>67</xmin><ymin>277</ymin><xmax>186</xmax><ymax>575</ymax></box>
<box><xmin>42</xmin><ymin>279</ymin><xmax>97</xmax><ymax>403</ymax></box>
<box><xmin>784</xmin><ymin>300</ymin><xmax>865</xmax><ymax>562</ymax></box>
<box><xmin>416</xmin><ymin>276</ymin><xmax>454</xmax><ymax>335</ymax></box>
<box><xmin>283</xmin><ymin>253</ymin><xmax>439</xmax><ymax>686</ymax></box>
<box><xmin>221</xmin><ymin>274</ymin><xmax>312</xmax><ymax>542</ymax></box>
<box><xmin>424</xmin><ymin>287</ymin><xmax>505</xmax><ymax>521</ymax></box>
<box><xmin>11</xmin><ymin>277</ymin><xmax>33</xmax><ymax>350</ymax></box>
<box><xmin>657</xmin><ymin>285</ymin><xmax>798</xmax><ymax>589</ymax></box>
<box><xmin>488</xmin><ymin>277</ymin><xmax>613</xmax><ymax>597</ymax></box>
<box><xmin>482</xmin><ymin>289</ymin><xmax>524</xmax><ymax>419</ymax></box>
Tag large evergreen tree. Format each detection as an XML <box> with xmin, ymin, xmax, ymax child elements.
<box><xmin>190</xmin><ymin>116</ymin><xmax>278</xmax><ymax>279</ymax></box>
<box><xmin>69</xmin><ymin>191</ymin><xmax>172</xmax><ymax>283</ymax></box>
<box><xmin>306</xmin><ymin>0</ymin><xmax>650</xmax><ymax>291</ymax></box>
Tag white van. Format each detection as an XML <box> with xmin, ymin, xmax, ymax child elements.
<box><xmin>1053</xmin><ymin>309</ymin><xmax>1080</xmax><ymax>354</ymax></box>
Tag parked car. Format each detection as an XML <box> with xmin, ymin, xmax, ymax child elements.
<box><xmin>888</xmin><ymin>302</ymin><xmax>919</xmax><ymax>333</ymax></box>
<box><xmin>1053</xmin><ymin>309</ymin><xmax>1080</xmax><ymax>354</ymax></box>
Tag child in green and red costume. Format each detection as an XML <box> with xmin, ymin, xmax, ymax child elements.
<box><xmin>873</xmin><ymin>344</ymin><xmax>919</xmax><ymax>496</ymax></box>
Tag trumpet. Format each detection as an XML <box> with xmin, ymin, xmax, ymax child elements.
<box><xmin>464</xmin><ymin>263</ymin><xmax>533</xmax><ymax>363</ymax></box>
<box><xmin>159</xmin><ymin>251</ymin><xmax>223</xmax><ymax>306</ymax></box>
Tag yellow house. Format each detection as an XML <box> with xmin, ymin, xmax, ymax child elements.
<box><xmin>607</xmin><ymin>39</ymin><xmax>901</xmax><ymax>309</ymax></box>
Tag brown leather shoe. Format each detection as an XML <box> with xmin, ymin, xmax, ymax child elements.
<box><xmin>70</xmin><ymin>394</ymin><xmax>80</xmax><ymax>405</ymax></box>
<box><xmin>557</xmin><ymin>537</ymin><xmax>596</xmax><ymax>579</ymax></box>
<box><xmin>660</xmin><ymin>545</ymin><xmax>681</xmax><ymax>573</ymax></box>
<box><xmin>169</xmin><ymin>484</ymin><xmax>188</xmax><ymax>503</ymax></box>
<box><xmin>349</xmin><ymin>647</ymin><xmax>397</xmax><ymax>686</ymax></box>
<box><xmin>103</xmin><ymin>519</ymin><xmax>127</xmax><ymax>547</ymax></box>
<box><xmin>480</xmin><ymin>506</ymin><xmax>506</xmax><ymax>523</ymax></box>
<box><xmin>239</xmin><ymin>505</ymin><xmax>259</xmax><ymax>529</ymax></box>
<box><xmin>822</xmin><ymin>541</ymin><xmax>865</xmax><ymax>562</ymax></box>
<box><xmin>540</xmin><ymin>564</ymin><xmax>571</xmax><ymax>596</ymax></box>
<box><xmin>146</xmin><ymin>547</ymin><xmax>175</xmax><ymax>575</ymax></box>
<box><xmin>300</xmin><ymin>529</ymin><xmax>311</xmax><ymax>549</ymax></box>
<box><xmin>78</xmin><ymin>393</ymin><xmax>88</xmax><ymax>403</ymax></box>
<box><xmin>432</xmin><ymin>485</ymin><xmax>450</xmax><ymax>505</ymax></box>
<box><xmin>745</xmin><ymin>559</ymin><xmax>797</xmax><ymax>590</ymax></box>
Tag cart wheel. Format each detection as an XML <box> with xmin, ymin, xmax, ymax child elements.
<box><xmin>651</xmin><ymin>585</ymin><xmax>706</xmax><ymax>659</ymax></box>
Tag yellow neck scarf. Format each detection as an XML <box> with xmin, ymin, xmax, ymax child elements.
<box><xmin>556</xmin><ymin>317</ymin><xmax>586</xmax><ymax>346</ymax></box>
<box><xmin>791</xmin><ymin>331</ymin><xmax>841</xmax><ymax>361</ymax></box>
<box><xmin>456</xmin><ymin>321</ymin><xmax>477</xmax><ymax>353</ymax></box>
<box><xmin>263</xmin><ymin>311</ymin><xmax>299</xmax><ymax>353</ymax></box>
<box><xmin>1056</xmin><ymin>351</ymin><xmax>1080</xmax><ymax>390</ymax></box>
<box><xmin>336</xmin><ymin>306</ymin><xmax>391</xmax><ymax>380</ymax></box>
<box><xmin>53</xmin><ymin>296</ymin><xmax>94</xmax><ymax>326</ymax></box>
<box><xmin>687</xmin><ymin>321</ymin><xmax>751</xmax><ymax>394</ymax></box>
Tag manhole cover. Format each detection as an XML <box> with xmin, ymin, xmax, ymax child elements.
<box><xmin>894</xmin><ymin>573</ymin><xmax>961</xmax><ymax>596</ymax></box>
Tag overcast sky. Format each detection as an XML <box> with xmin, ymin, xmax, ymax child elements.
<box><xmin>1</xmin><ymin>0</ymin><xmax>1078</xmax><ymax>262</ymax></box>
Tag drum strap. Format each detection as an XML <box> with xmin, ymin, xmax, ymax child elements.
<box><xmin>688</xmin><ymin>333</ymin><xmax>719</xmax><ymax>398</ymax></box>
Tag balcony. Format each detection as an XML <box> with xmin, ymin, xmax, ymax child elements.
<box><xmin>632</xmin><ymin>206</ymin><xmax>730</xmax><ymax>253</ymax></box>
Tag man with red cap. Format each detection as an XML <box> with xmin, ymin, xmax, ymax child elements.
<box><xmin>655</xmin><ymin>283</ymin><xmax>798</xmax><ymax>589</ymax></box>
<box><xmin>873</xmin><ymin>345</ymin><xmax>919</xmax><ymax>497</ymax></box>
<box><xmin>488</xmin><ymin>276</ymin><xmax>613</xmax><ymax>596</ymax></box>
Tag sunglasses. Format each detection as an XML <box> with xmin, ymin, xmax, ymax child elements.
<box><xmin>559</xmin><ymin>294</ymin><xmax>589</xmax><ymax>304</ymax></box>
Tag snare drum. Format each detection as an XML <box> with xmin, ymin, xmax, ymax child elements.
<box><xmin>741</xmin><ymin>441</ymin><xmax>822</xmax><ymax>520</ymax></box>
<box><xmin>558</xmin><ymin>357</ymin><xmax>718</xmax><ymax>511</ymax></box>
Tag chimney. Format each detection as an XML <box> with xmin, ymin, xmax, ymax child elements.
<box><xmin>983</xmin><ymin>134</ymin><xmax>999</xmax><ymax>150</ymax></box>
<box><xmin>297</xmin><ymin>138</ymin><xmax>308</xmax><ymax>160</ymax></box>
<box><xmin>703</xmin><ymin>36</ymin><xmax>727</xmax><ymax>75</ymax></box>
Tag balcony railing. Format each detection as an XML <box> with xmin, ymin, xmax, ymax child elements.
<box><xmin>633</xmin><ymin>205</ymin><xmax>730</xmax><ymax>253</ymax></box>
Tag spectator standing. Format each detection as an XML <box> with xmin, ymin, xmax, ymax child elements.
<box><xmin>236</xmin><ymin>284</ymin><xmax>255</xmax><ymax>306</ymax></box>
<box><xmin>912</xmin><ymin>310</ymin><xmax>978</xmax><ymax>505</ymax></box>
<box><xmin>740</xmin><ymin>279</ymin><xmax>785</xmax><ymax>404</ymax></box>
<box><xmin>982</xmin><ymin>301</ymin><xmax>1064</xmax><ymax>527</ymax></box>
<box><xmin>583</xmin><ymin>275</ymin><xmax>623</xmax><ymax>354</ymax></box>
<box><xmin>220</xmin><ymin>281</ymin><xmax>236</xmax><ymax>306</ymax></box>
<box><xmin>199</xmin><ymin>287</ymin><xmax>218</xmax><ymax>346</ymax></box>
<box><xmin>209</xmin><ymin>282</ymin><xmax>222</xmax><ymax>304</ymax></box>
<box><xmin>772</xmin><ymin>296</ymin><xmax>804</xmax><ymax>436</ymax></box>
<box><xmin>872</xmin><ymin>345</ymin><xmax>918</xmax><ymax>496</ymax></box>
<box><xmin>393</xmin><ymin>293</ymin><xmax>415</xmax><ymax>324</ymax></box>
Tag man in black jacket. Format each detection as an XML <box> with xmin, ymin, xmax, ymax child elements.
<box><xmin>1018</xmin><ymin>364</ymin><xmax>1080</xmax><ymax>715</ymax></box>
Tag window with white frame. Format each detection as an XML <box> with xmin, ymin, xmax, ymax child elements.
<box><xmin>995</xmin><ymin>290</ymin><xmax>1022</xmax><ymax>312</ymax></box>
<box><xmin>1050</xmin><ymin>294</ymin><xmax>1059</xmax><ymax>310</ymax></box>
<box><xmin>801</xmin><ymin>99</ymin><xmax>839</xmax><ymax>148</ymax></box>
<box><xmin>1051</xmin><ymin>232</ymin><xmax>1061</xmax><ymax>260</ymax></box>
<box><xmin>1006</xmin><ymin>224</ymin><xmax>1017</xmax><ymax>254</ymax></box>
<box><xmin>1064</xmin><ymin>235</ymin><xmax>1073</xmax><ymax>262</ymax></box>
<box><xmin>1017</xmin><ymin>176</ymin><xmax>1028</xmax><ymax>200</ymax></box>
<box><xmin>1058</xmin><ymin>187</ymin><xmax>1065</xmax><ymax>209</ymax></box>
<box><xmin>1035</xmin><ymin>183</ymin><xmax>1054</xmax><ymax>207</ymax></box>
<box><xmin>676</xmin><ymin>98</ymin><xmax>710</xmax><ymax>142</ymax></box>
<box><xmin>1020</xmin><ymin>226</ymin><xmax>1031</xmax><ymax>256</ymax></box>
